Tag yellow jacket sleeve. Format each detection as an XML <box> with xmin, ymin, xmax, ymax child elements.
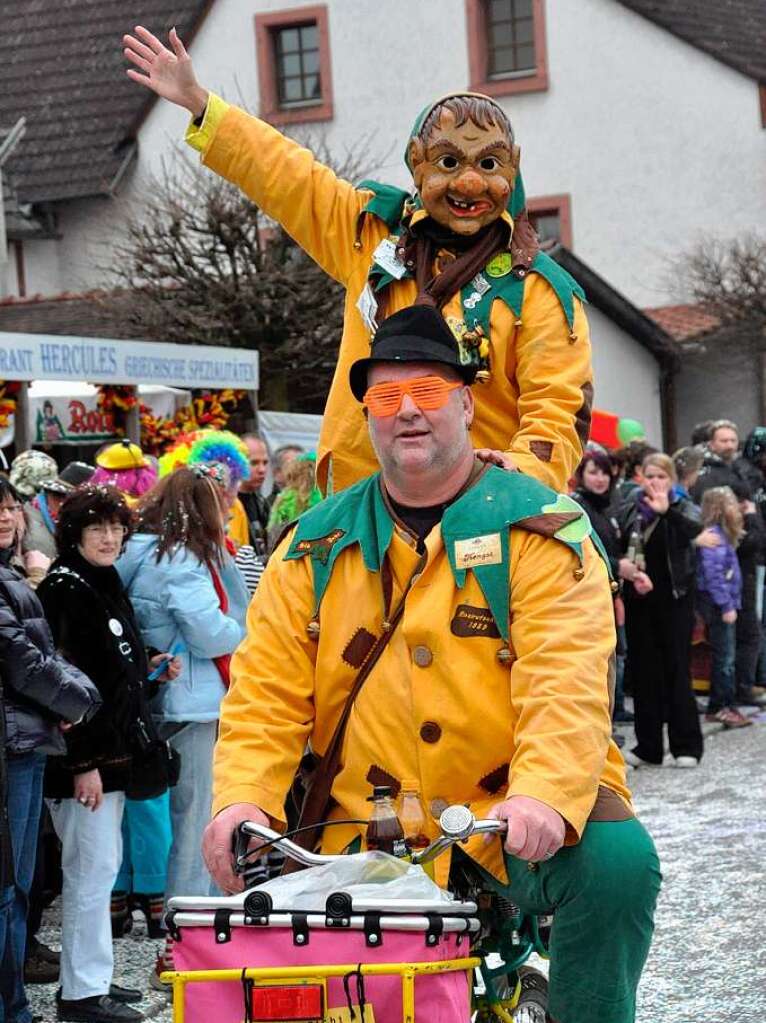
<box><xmin>185</xmin><ymin>93</ymin><xmax>367</xmax><ymax>285</ymax></box>
<box><xmin>212</xmin><ymin>540</ymin><xmax>317</xmax><ymax>821</ymax></box>
<box><xmin>506</xmin><ymin>275</ymin><xmax>592</xmax><ymax>489</ymax></box>
<box><xmin>226</xmin><ymin>497</ymin><xmax>250</xmax><ymax>549</ymax></box>
<box><xmin>507</xmin><ymin>531</ymin><xmax>615</xmax><ymax>839</ymax></box>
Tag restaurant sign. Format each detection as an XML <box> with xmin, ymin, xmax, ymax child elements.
<box><xmin>0</xmin><ymin>334</ymin><xmax>259</xmax><ymax>390</ymax></box>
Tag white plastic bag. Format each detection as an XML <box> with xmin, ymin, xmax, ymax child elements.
<box><xmin>253</xmin><ymin>852</ymin><xmax>453</xmax><ymax>911</ymax></box>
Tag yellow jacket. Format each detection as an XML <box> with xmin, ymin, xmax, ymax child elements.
<box><xmin>186</xmin><ymin>97</ymin><xmax>593</xmax><ymax>495</ymax></box>
<box><xmin>214</xmin><ymin>467</ymin><xmax>629</xmax><ymax>885</ymax></box>
<box><xmin>226</xmin><ymin>496</ymin><xmax>250</xmax><ymax>549</ymax></box>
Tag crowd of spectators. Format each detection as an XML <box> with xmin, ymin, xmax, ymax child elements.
<box><xmin>2</xmin><ymin>416</ymin><xmax>763</xmax><ymax>1020</ymax></box>
<box><xmin>0</xmin><ymin>432</ymin><xmax>304</xmax><ymax>1023</ymax></box>
<box><xmin>572</xmin><ymin>419</ymin><xmax>766</xmax><ymax>774</ymax></box>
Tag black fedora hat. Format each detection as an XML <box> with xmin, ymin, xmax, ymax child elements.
<box><xmin>349</xmin><ymin>305</ymin><xmax>477</xmax><ymax>402</ymax></box>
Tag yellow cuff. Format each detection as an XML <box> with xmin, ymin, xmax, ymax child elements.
<box><xmin>506</xmin><ymin>775</ymin><xmax>588</xmax><ymax>842</ymax></box>
<box><xmin>211</xmin><ymin>783</ymin><xmax>288</xmax><ymax>825</ymax></box>
<box><xmin>184</xmin><ymin>92</ymin><xmax>231</xmax><ymax>155</ymax></box>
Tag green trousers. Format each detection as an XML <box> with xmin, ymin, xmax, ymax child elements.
<box><xmin>483</xmin><ymin>818</ymin><xmax>661</xmax><ymax>1023</ymax></box>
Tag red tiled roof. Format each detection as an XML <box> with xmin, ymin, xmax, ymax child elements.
<box><xmin>643</xmin><ymin>304</ymin><xmax>721</xmax><ymax>342</ymax></box>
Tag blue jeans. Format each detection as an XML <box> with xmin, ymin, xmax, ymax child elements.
<box><xmin>1</xmin><ymin>885</ymin><xmax>16</xmax><ymax>1021</ymax></box>
<box><xmin>4</xmin><ymin>752</ymin><xmax>45</xmax><ymax>1023</ymax></box>
<box><xmin>700</xmin><ymin>597</ymin><xmax>737</xmax><ymax>712</ymax></box>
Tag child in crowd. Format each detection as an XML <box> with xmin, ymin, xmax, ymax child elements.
<box><xmin>697</xmin><ymin>487</ymin><xmax>751</xmax><ymax>728</ymax></box>
<box><xmin>730</xmin><ymin>480</ymin><xmax>766</xmax><ymax>707</ymax></box>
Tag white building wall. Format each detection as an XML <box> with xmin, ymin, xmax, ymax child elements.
<box><xmin>587</xmin><ymin>305</ymin><xmax>663</xmax><ymax>446</ymax></box>
<box><xmin>17</xmin><ymin>0</ymin><xmax>765</xmax><ymax>312</ymax></box>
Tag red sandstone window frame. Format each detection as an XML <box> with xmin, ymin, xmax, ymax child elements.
<box><xmin>465</xmin><ymin>0</ymin><xmax>548</xmax><ymax>97</ymax></box>
<box><xmin>254</xmin><ymin>5</ymin><xmax>334</xmax><ymax>126</ymax></box>
<box><xmin>526</xmin><ymin>194</ymin><xmax>572</xmax><ymax>248</ymax></box>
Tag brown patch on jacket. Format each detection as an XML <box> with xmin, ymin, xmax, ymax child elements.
<box><xmin>342</xmin><ymin>627</ymin><xmax>377</xmax><ymax>669</ymax></box>
<box><xmin>294</xmin><ymin>528</ymin><xmax>346</xmax><ymax>565</ymax></box>
<box><xmin>575</xmin><ymin>382</ymin><xmax>594</xmax><ymax>448</ymax></box>
<box><xmin>515</xmin><ymin>511</ymin><xmax>582</xmax><ymax>537</ymax></box>
<box><xmin>450</xmin><ymin>604</ymin><xmax>501</xmax><ymax>639</ymax></box>
<box><xmin>478</xmin><ymin>762</ymin><xmax>510</xmax><ymax>795</ymax></box>
<box><xmin>529</xmin><ymin>440</ymin><xmax>553</xmax><ymax>463</ymax></box>
<box><xmin>366</xmin><ymin>764</ymin><xmax>401</xmax><ymax>799</ymax></box>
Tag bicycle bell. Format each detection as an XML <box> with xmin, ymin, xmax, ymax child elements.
<box><xmin>439</xmin><ymin>804</ymin><xmax>476</xmax><ymax>841</ymax></box>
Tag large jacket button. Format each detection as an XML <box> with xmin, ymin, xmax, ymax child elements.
<box><xmin>412</xmin><ymin>645</ymin><xmax>433</xmax><ymax>667</ymax></box>
<box><xmin>430</xmin><ymin>797</ymin><xmax>449</xmax><ymax>817</ymax></box>
<box><xmin>420</xmin><ymin>721</ymin><xmax>442</xmax><ymax>743</ymax></box>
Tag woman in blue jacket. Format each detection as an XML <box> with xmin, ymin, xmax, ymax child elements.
<box><xmin>117</xmin><ymin>465</ymin><xmax>248</xmax><ymax>985</ymax></box>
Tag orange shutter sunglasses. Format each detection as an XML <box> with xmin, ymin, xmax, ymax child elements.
<box><xmin>362</xmin><ymin>375</ymin><xmax>462</xmax><ymax>417</ymax></box>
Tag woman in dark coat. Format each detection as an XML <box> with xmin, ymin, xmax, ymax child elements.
<box><xmin>37</xmin><ymin>485</ymin><xmax>178</xmax><ymax>1023</ymax></box>
<box><xmin>0</xmin><ymin>477</ymin><xmax>99</xmax><ymax>1023</ymax></box>
<box><xmin>571</xmin><ymin>448</ymin><xmax>638</xmax><ymax>727</ymax></box>
<box><xmin>616</xmin><ymin>453</ymin><xmax>705</xmax><ymax>769</ymax></box>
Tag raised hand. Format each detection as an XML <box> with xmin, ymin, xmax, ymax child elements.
<box><xmin>123</xmin><ymin>25</ymin><xmax>208</xmax><ymax>117</ymax></box>
<box><xmin>642</xmin><ymin>476</ymin><xmax>669</xmax><ymax>514</ymax></box>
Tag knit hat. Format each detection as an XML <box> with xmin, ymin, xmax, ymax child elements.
<box><xmin>349</xmin><ymin>304</ymin><xmax>477</xmax><ymax>401</ymax></box>
<box><xmin>9</xmin><ymin>450</ymin><xmax>58</xmax><ymax>498</ymax></box>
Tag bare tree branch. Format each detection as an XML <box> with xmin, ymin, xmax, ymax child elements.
<box><xmin>98</xmin><ymin>137</ymin><xmax>384</xmax><ymax>411</ymax></box>
<box><xmin>673</xmin><ymin>234</ymin><xmax>766</xmax><ymax>333</ymax></box>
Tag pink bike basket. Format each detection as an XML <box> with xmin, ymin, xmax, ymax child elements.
<box><xmin>167</xmin><ymin>888</ymin><xmax>480</xmax><ymax>1023</ymax></box>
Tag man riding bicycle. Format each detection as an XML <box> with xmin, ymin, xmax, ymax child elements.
<box><xmin>203</xmin><ymin>306</ymin><xmax>660</xmax><ymax>1023</ymax></box>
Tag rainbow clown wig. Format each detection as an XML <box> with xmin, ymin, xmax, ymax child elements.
<box><xmin>159</xmin><ymin>430</ymin><xmax>250</xmax><ymax>489</ymax></box>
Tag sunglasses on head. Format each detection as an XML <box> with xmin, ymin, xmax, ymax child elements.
<box><xmin>362</xmin><ymin>375</ymin><xmax>462</xmax><ymax>417</ymax></box>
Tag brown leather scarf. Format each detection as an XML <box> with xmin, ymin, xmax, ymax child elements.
<box><xmin>376</xmin><ymin>209</ymin><xmax>540</xmax><ymax>320</ymax></box>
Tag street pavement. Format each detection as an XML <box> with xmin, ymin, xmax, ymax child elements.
<box><xmin>30</xmin><ymin>713</ymin><xmax>765</xmax><ymax>1022</ymax></box>
<box><xmin>627</xmin><ymin>711</ymin><xmax>766</xmax><ymax>1023</ymax></box>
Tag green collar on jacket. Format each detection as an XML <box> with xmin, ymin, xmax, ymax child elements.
<box><xmin>284</xmin><ymin>467</ymin><xmax>609</xmax><ymax>640</ymax></box>
<box><xmin>355</xmin><ymin>181</ymin><xmax>585</xmax><ymax>332</ymax></box>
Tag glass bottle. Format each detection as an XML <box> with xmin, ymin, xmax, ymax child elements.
<box><xmin>627</xmin><ymin>528</ymin><xmax>646</xmax><ymax>573</ymax></box>
<box><xmin>365</xmin><ymin>785</ymin><xmax>407</xmax><ymax>858</ymax></box>
<box><xmin>397</xmin><ymin>780</ymin><xmax>430</xmax><ymax>856</ymax></box>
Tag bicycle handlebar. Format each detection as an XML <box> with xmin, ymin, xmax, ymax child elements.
<box><xmin>234</xmin><ymin>805</ymin><xmax>508</xmax><ymax>873</ymax></box>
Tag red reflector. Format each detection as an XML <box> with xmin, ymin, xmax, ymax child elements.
<box><xmin>250</xmin><ymin>983</ymin><xmax>323</xmax><ymax>1021</ymax></box>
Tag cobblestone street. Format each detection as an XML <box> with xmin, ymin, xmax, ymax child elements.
<box><xmin>31</xmin><ymin>714</ymin><xmax>765</xmax><ymax>1023</ymax></box>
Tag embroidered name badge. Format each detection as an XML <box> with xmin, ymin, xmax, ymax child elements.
<box><xmin>450</xmin><ymin>603</ymin><xmax>501</xmax><ymax>638</ymax></box>
<box><xmin>295</xmin><ymin>528</ymin><xmax>346</xmax><ymax>565</ymax></box>
<box><xmin>454</xmin><ymin>533</ymin><xmax>502</xmax><ymax>569</ymax></box>
<box><xmin>372</xmin><ymin>237</ymin><xmax>407</xmax><ymax>279</ymax></box>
